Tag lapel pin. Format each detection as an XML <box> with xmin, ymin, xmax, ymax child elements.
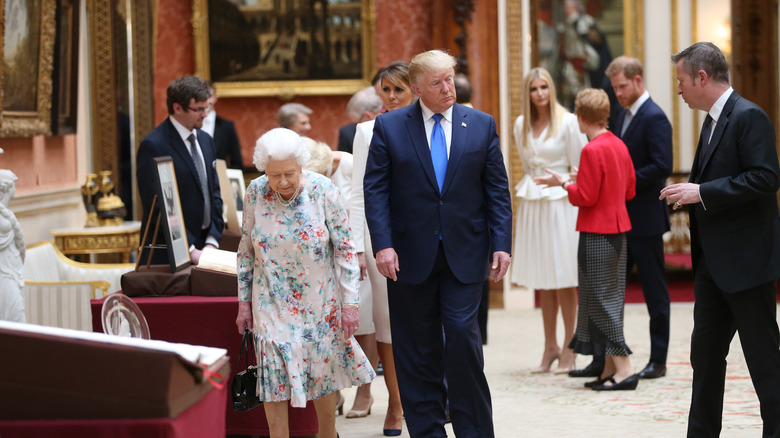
<box><xmin>461</xmin><ymin>122</ymin><xmax>467</xmax><ymax>128</ymax></box>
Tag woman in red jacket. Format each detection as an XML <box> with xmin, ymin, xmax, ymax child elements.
<box><xmin>535</xmin><ymin>88</ymin><xmax>639</xmax><ymax>391</ymax></box>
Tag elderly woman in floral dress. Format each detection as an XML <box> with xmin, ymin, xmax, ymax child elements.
<box><xmin>235</xmin><ymin>128</ymin><xmax>375</xmax><ymax>438</ymax></box>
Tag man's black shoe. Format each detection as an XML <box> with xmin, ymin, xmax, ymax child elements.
<box><xmin>638</xmin><ymin>362</ymin><xmax>667</xmax><ymax>379</ymax></box>
<box><xmin>568</xmin><ymin>360</ymin><xmax>605</xmax><ymax>377</ymax></box>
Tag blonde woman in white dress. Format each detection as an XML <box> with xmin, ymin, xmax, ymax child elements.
<box><xmin>350</xmin><ymin>61</ymin><xmax>413</xmax><ymax>436</ymax></box>
<box><xmin>512</xmin><ymin>67</ymin><xmax>587</xmax><ymax>373</ymax></box>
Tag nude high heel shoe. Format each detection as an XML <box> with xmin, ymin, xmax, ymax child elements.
<box><xmin>346</xmin><ymin>395</ymin><xmax>373</xmax><ymax>418</ymax></box>
<box><xmin>531</xmin><ymin>352</ymin><xmax>559</xmax><ymax>374</ymax></box>
<box><xmin>554</xmin><ymin>348</ymin><xmax>576</xmax><ymax>374</ymax></box>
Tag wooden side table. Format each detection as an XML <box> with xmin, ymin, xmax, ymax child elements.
<box><xmin>51</xmin><ymin>221</ymin><xmax>141</xmax><ymax>263</ymax></box>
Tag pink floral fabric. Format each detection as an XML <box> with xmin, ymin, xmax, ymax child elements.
<box><xmin>238</xmin><ymin>171</ymin><xmax>374</xmax><ymax>407</ymax></box>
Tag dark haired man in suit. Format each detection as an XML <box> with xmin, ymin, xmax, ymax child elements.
<box><xmin>364</xmin><ymin>50</ymin><xmax>512</xmax><ymax>437</ymax></box>
<box><xmin>662</xmin><ymin>42</ymin><xmax>780</xmax><ymax>437</ymax></box>
<box><xmin>608</xmin><ymin>55</ymin><xmax>673</xmax><ymax>380</ymax></box>
<box><xmin>137</xmin><ymin>75</ymin><xmax>224</xmax><ymax>265</ymax></box>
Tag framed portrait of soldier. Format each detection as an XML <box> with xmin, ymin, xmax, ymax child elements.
<box><xmin>154</xmin><ymin>156</ymin><xmax>191</xmax><ymax>272</ymax></box>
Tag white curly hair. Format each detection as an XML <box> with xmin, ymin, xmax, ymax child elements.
<box><xmin>253</xmin><ymin>128</ymin><xmax>311</xmax><ymax>172</ymax></box>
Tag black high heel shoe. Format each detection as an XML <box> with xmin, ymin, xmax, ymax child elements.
<box><xmin>591</xmin><ymin>374</ymin><xmax>639</xmax><ymax>391</ymax></box>
<box><xmin>584</xmin><ymin>374</ymin><xmax>614</xmax><ymax>388</ymax></box>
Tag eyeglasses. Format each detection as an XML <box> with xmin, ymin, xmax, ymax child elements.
<box><xmin>187</xmin><ymin>104</ymin><xmax>211</xmax><ymax>114</ymax></box>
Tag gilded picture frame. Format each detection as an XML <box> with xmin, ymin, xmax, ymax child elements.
<box><xmin>51</xmin><ymin>0</ymin><xmax>79</xmax><ymax>135</ymax></box>
<box><xmin>532</xmin><ymin>0</ymin><xmax>643</xmax><ymax>111</ymax></box>
<box><xmin>192</xmin><ymin>0</ymin><xmax>376</xmax><ymax>99</ymax></box>
<box><xmin>1</xmin><ymin>0</ymin><xmax>56</xmax><ymax>137</ymax></box>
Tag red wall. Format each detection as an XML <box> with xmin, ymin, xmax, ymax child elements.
<box><xmin>154</xmin><ymin>0</ymin><xmax>433</xmax><ymax>167</ymax></box>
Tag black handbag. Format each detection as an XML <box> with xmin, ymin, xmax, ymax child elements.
<box><xmin>232</xmin><ymin>328</ymin><xmax>263</xmax><ymax>411</ymax></box>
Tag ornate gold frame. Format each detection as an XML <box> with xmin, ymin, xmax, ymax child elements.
<box><xmin>0</xmin><ymin>0</ymin><xmax>56</xmax><ymax>137</ymax></box>
<box><xmin>192</xmin><ymin>0</ymin><xmax>376</xmax><ymax>99</ymax></box>
<box><xmin>507</xmin><ymin>0</ymin><xmax>644</xmax><ymax>240</ymax></box>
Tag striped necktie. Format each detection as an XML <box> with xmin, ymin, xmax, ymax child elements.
<box><xmin>187</xmin><ymin>133</ymin><xmax>211</xmax><ymax>228</ymax></box>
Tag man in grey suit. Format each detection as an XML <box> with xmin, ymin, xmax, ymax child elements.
<box><xmin>661</xmin><ymin>42</ymin><xmax>780</xmax><ymax>437</ymax></box>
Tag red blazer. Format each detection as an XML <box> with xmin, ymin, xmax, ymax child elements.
<box><xmin>566</xmin><ymin>131</ymin><xmax>635</xmax><ymax>234</ymax></box>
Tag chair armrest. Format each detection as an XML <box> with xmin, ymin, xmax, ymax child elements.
<box><xmin>25</xmin><ymin>280</ymin><xmax>111</xmax><ymax>299</ymax></box>
<box><xmin>24</xmin><ymin>281</ymin><xmax>102</xmax><ymax>331</ymax></box>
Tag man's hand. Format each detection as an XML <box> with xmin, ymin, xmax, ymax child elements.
<box><xmin>375</xmin><ymin>248</ymin><xmax>400</xmax><ymax>281</ymax></box>
<box><xmin>358</xmin><ymin>253</ymin><xmax>367</xmax><ymax>280</ymax></box>
<box><xmin>191</xmin><ymin>243</ymin><xmax>217</xmax><ymax>265</ymax></box>
<box><xmin>659</xmin><ymin>183</ymin><xmax>701</xmax><ymax>210</ymax></box>
<box><xmin>490</xmin><ymin>251</ymin><xmax>511</xmax><ymax>282</ymax></box>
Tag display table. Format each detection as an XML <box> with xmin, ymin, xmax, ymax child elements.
<box><xmin>91</xmin><ymin>295</ymin><xmax>319</xmax><ymax>436</ymax></box>
<box><xmin>0</xmin><ymin>382</ymin><xmax>226</xmax><ymax>438</ymax></box>
<box><xmin>52</xmin><ymin>221</ymin><xmax>141</xmax><ymax>263</ymax></box>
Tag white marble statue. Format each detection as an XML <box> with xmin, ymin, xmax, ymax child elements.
<box><xmin>0</xmin><ymin>170</ymin><xmax>25</xmax><ymax>322</ymax></box>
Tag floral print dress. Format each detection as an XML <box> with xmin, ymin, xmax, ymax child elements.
<box><xmin>237</xmin><ymin>171</ymin><xmax>374</xmax><ymax>408</ymax></box>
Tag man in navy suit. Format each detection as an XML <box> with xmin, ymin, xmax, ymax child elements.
<box><xmin>364</xmin><ymin>50</ymin><xmax>512</xmax><ymax>438</ymax></box>
<box><xmin>662</xmin><ymin>42</ymin><xmax>780</xmax><ymax>437</ymax></box>
<box><xmin>137</xmin><ymin>75</ymin><xmax>224</xmax><ymax>265</ymax></box>
<box><xmin>607</xmin><ymin>56</ymin><xmax>673</xmax><ymax>380</ymax></box>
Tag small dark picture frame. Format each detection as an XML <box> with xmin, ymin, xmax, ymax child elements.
<box><xmin>154</xmin><ymin>156</ymin><xmax>191</xmax><ymax>272</ymax></box>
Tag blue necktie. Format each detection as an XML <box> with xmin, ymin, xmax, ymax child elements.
<box><xmin>431</xmin><ymin>114</ymin><xmax>448</xmax><ymax>192</ymax></box>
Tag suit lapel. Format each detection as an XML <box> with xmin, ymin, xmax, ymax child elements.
<box><xmin>443</xmin><ymin>105</ymin><xmax>468</xmax><ymax>194</ymax></box>
<box><xmin>165</xmin><ymin>119</ymin><xmax>201</xmax><ymax>187</ymax></box>
<box><xmin>196</xmin><ymin>130</ymin><xmax>215</xmax><ymax>187</ymax></box>
<box><xmin>405</xmin><ymin>102</ymin><xmax>439</xmax><ymax>192</ymax></box>
<box><xmin>699</xmin><ymin>92</ymin><xmax>738</xmax><ymax>174</ymax></box>
<box><xmin>614</xmin><ymin>109</ymin><xmax>626</xmax><ymax>138</ymax></box>
<box><xmin>620</xmin><ymin>98</ymin><xmax>652</xmax><ymax>141</ymax></box>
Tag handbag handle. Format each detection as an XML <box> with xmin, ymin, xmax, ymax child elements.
<box><xmin>237</xmin><ymin>328</ymin><xmax>255</xmax><ymax>372</ymax></box>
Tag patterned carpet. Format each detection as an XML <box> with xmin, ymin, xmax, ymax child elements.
<box><xmin>336</xmin><ymin>302</ymin><xmax>773</xmax><ymax>437</ymax></box>
<box><xmin>485</xmin><ymin>303</ymin><xmax>765</xmax><ymax>437</ymax></box>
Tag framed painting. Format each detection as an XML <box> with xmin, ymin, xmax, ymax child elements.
<box><xmin>51</xmin><ymin>0</ymin><xmax>79</xmax><ymax>135</ymax></box>
<box><xmin>154</xmin><ymin>156</ymin><xmax>192</xmax><ymax>273</ymax></box>
<box><xmin>1</xmin><ymin>0</ymin><xmax>57</xmax><ymax>137</ymax></box>
<box><xmin>192</xmin><ymin>0</ymin><xmax>376</xmax><ymax>98</ymax></box>
<box><xmin>532</xmin><ymin>0</ymin><xmax>643</xmax><ymax>111</ymax></box>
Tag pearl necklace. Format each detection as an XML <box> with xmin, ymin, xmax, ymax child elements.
<box><xmin>275</xmin><ymin>186</ymin><xmax>301</xmax><ymax>206</ymax></box>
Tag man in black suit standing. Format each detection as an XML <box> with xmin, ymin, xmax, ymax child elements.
<box><xmin>137</xmin><ymin>75</ymin><xmax>224</xmax><ymax>265</ymax></box>
<box><xmin>607</xmin><ymin>56</ymin><xmax>672</xmax><ymax>380</ymax></box>
<box><xmin>661</xmin><ymin>42</ymin><xmax>780</xmax><ymax>437</ymax></box>
<box><xmin>203</xmin><ymin>82</ymin><xmax>243</xmax><ymax>169</ymax></box>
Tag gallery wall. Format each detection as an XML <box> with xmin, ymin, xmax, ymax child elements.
<box><xmin>154</xmin><ymin>0</ymin><xmax>434</xmax><ymax>166</ymax></box>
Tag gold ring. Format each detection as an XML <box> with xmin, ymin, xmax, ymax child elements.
<box><xmin>675</xmin><ymin>201</ymin><xmax>682</xmax><ymax>207</ymax></box>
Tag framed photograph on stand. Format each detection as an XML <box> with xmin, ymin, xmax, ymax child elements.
<box><xmin>226</xmin><ymin>168</ymin><xmax>246</xmax><ymax>225</ymax></box>
<box><xmin>216</xmin><ymin>159</ymin><xmax>239</xmax><ymax>232</ymax></box>
<box><xmin>153</xmin><ymin>156</ymin><xmax>191</xmax><ymax>272</ymax></box>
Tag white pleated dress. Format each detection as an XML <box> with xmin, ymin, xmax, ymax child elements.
<box><xmin>511</xmin><ymin>112</ymin><xmax>587</xmax><ymax>290</ymax></box>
